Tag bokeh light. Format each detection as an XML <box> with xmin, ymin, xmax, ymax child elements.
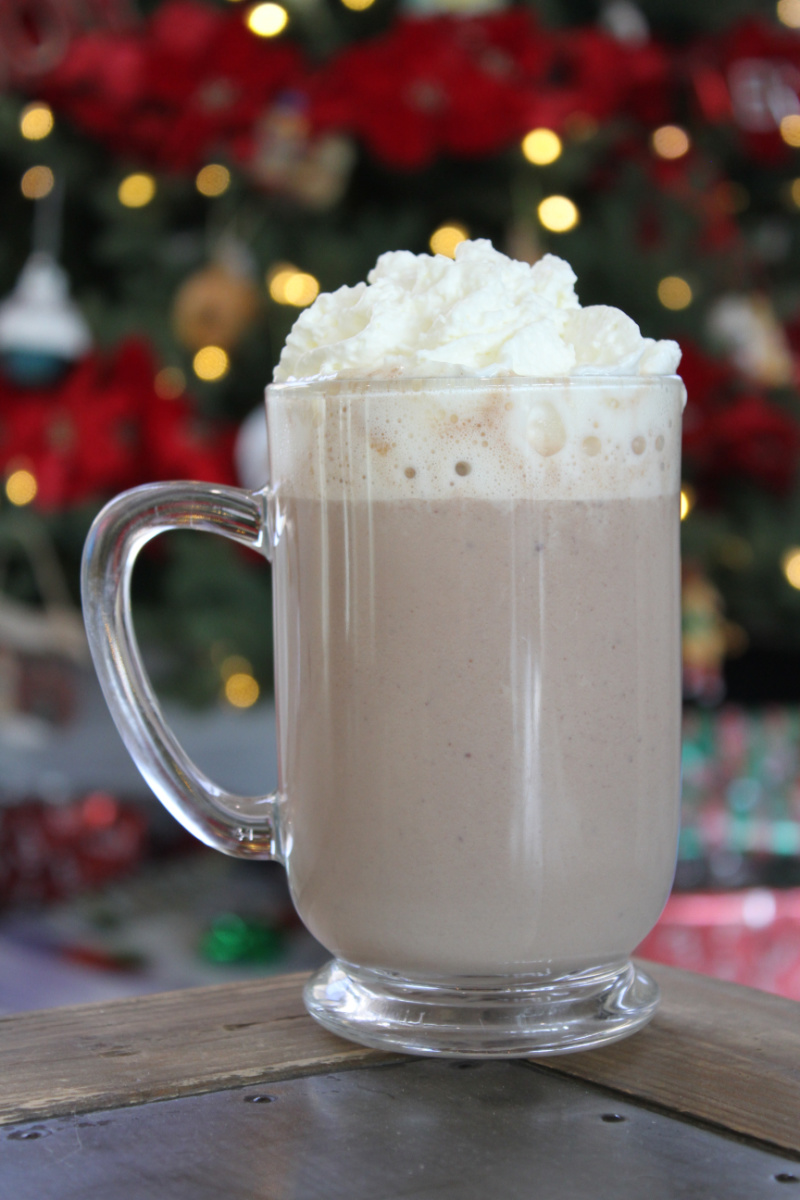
<box><xmin>5</xmin><ymin>468</ymin><xmax>37</xmax><ymax>506</ymax></box>
<box><xmin>651</xmin><ymin>125</ymin><xmax>691</xmax><ymax>160</ymax></box>
<box><xmin>246</xmin><ymin>2</ymin><xmax>288</xmax><ymax>35</ymax></box>
<box><xmin>658</xmin><ymin>276</ymin><xmax>693</xmax><ymax>311</ymax></box>
<box><xmin>783</xmin><ymin>547</ymin><xmax>800</xmax><ymax>589</ymax></box>
<box><xmin>429</xmin><ymin>223</ymin><xmax>469</xmax><ymax>258</ymax></box>
<box><xmin>341</xmin><ymin>0</ymin><xmax>376</xmax><ymax>10</ymax></box>
<box><xmin>680</xmin><ymin>486</ymin><xmax>695</xmax><ymax>521</ymax></box>
<box><xmin>779</xmin><ymin>114</ymin><xmax>800</xmax><ymax>147</ymax></box>
<box><xmin>20</xmin><ymin>166</ymin><xmax>54</xmax><ymax>199</ymax></box>
<box><xmin>777</xmin><ymin>0</ymin><xmax>800</xmax><ymax>28</ymax></box>
<box><xmin>224</xmin><ymin>672</ymin><xmax>260</xmax><ymax>707</ymax></box>
<box><xmin>20</xmin><ymin>102</ymin><xmax>53</xmax><ymax>141</ymax></box>
<box><xmin>267</xmin><ymin>264</ymin><xmax>320</xmax><ymax>306</ymax></box>
<box><xmin>154</xmin><ymin>367</ymin><xmax>186</xmax><ymax>399</ymax></box>
<box><xmin>118</xmin><ymin>173</ymin><xmax>156</xmax><ymax>208</ymax></box>
<box><xmin>193</xmin><ymin>345</ymin><xmax>230</xmax><ymax>380</ymax></box>
<box><xmin>521</xmin><ymin>128</ymin><xmax>562</xmax><ymax>165</ymax></box>
<box><xmin>196</xmin><ymin>164</ymin><xmax>231</xmax><ymax>197</ymax></box>
<box><xmin>537</xmin><ymin>195</ymin><xmax>579</xmax><ymax>233</ymax></box>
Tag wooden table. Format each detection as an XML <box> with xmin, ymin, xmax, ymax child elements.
<box><xmin>1</xmin><ymin>961</ymin><xmax>798</xmax><ymax>1198</ymax></box>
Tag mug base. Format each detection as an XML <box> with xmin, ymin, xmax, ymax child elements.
<box><xmin>303</xmin><ymin>957</ymin><xmax>659</xmax><ymax>1058</ymax></box>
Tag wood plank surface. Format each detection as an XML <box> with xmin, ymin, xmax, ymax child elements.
<box><xmin>0</xmin><ymin>962</ymin><xmax>798</xmax><ymax>1156</ymax></box>
<box><xmin>545</xmin><ymin>960</ymin><xmax>800</xmax><ymax>1157</ymax></box>
<box><xmin>0</xmin><ymin>973</ymin><xmax>394</xmax><ymax>1126</ymax></box>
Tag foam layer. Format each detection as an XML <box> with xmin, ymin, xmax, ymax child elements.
<box><xmin>273</xmin><ymin>241</ymin><xmax>681</xmax><ymax>382</ymax></box>
<box><xmin>267</xmin><ymin>378</ymin><xmax>686</xmax><ymax>502</ymax></box>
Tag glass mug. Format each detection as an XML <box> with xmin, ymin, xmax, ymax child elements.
<box><xmin>82</xmin><ymin>376</ymin><xmax>684</xmax><ymax>1057</ymax></box>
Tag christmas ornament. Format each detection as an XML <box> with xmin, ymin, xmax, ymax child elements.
<box><xmin>708</xmin><ymin>293</ymin><xmax>794</xmax><ymax>387</ymax></box>
<box><xmin>249</xmin><ymin>95</ymin><xmax>355</xmax><ymax>210</ymax></box>
<box><xmin>682</xmin><ymin>561</ymin><xmax>727</xmax><ymax>705</ymax></box>
<box><xmin>172</xmin><ymin>246</ymin><xmax>261</xmax><ymax>353</ymax></box>
<box><xmin>0</xmin><ymin>253</ymin><xmax>91</xmax><ymax>387</ymax></box>
<box><xmin>235</xmin><ymin>406</ymin><xmax>269</xmax><ymax>491</ymax></box>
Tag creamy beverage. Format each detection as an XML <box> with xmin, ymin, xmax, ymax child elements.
<box><xmin>84</xmin><ymin>238</ymin><xmax>686</xmax><ymax>1054</ymax></box>
<box><xmin>268</xmin><ymin>376</ymin><xmax>682</xmax><ymax>978</ymax></box>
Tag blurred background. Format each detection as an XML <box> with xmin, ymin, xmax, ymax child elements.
<box><xmin>2</xmin><ymin>0</ymin><xmax>800</xmax><ymax>1012</ymax></box>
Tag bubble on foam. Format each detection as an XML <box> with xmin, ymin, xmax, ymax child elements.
<box><xmin>527</xmin><ymin>402</ymin><xmax>566</xmax><ymax>458</ymax></box>
<box><xmin>632</xmin><ymin>436</ymin><xmax>646</xmax><ymax>456</ymax></box>
<box><xmin>268</xmin><ymin>378</ymin><xmax>686</xmax><ymax>503</ymax></box>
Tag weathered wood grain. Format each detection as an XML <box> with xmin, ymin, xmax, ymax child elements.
<box><xmin>544</xmin><ymin>960</ymin><xmax>800</xmax><ymax>1157</ymax></box>
<box><xmin>0</xmin><ymin>972</ymin><xmax>394</xmax><ymax>1125</ymax></box>
<box><xmin>0</xmin><ymin>962</ymin><xmax>797</xmax><ymax>1155</ymax></box>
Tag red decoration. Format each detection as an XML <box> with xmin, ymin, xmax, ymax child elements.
<box><xmin>0</xmin><ymin>338</ymin><xmax>235</xmax><ymax>511</ymax></box>
<box><xmin>39</xmin><ymin>0</ymin><xmax>304</xmax><ymax>171</ymax></box>
<box><xmin>0</xmin><ymin>792</ymin><xmax>147</xmax><ymax>906</ymax></box>
<box><xmin>680</xmin><ymin>343</ymin><xmax>800</xmax><ymax>495</ymax></box>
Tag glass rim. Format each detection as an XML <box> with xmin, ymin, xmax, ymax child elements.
<box><xmin>267</xmin><ymin>374</ymin><xmax>685</xmax><ymax>395</ymax></box>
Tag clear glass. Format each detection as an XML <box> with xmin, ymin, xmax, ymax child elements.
<box><xmin>82</xmin><ymin>375</ymin><xmax>685</xmax><ymax>1057</ymax></box>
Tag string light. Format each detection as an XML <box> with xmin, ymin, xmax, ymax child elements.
<box><xmin>154</xmin><ymin>367</ymin><xmax>186</xmax><ymax>399</ymax></box>
<box><xmin>20</xmin><ymin>102</ymin><xmax>53</xmax><ymax>140</ymax></box>
<box><xmin>196</xmin><ymin>164</ymin><xmax>231</xmax><ymax>197</ymax></box>
<box><xmin>521</xmin><ymin>128</ymin><xmax>562</xmax><ymax>165</ymax></box>
<box><xmin>651</xmin><ymin>125</ymin><xmax>691</xmax><ymax>160</ymax></box>
<box><xmin>429</xmin><ymin>224</ymin><xmax>469</xmax><ymax>258</ymax></box>
<box><xmin>20</xmin><ymin>166</ymin><xmax>54</xmax><ymax>199</ymax></box>
<box><xmin>782</xmin><ymin>547</ymin><xmax>800</xmax><ymax>589</ymax></box>
<box><xmin>680</xmin><ymin>486</ymin><xmax>695</xmax><ymax>521</ymax></box>
<box><xmin>221</xmin><ymin>656</ymin><xmax>260</xmax><ymax>708</ymax></box>
<box><xmin>118</xmin><ymin>173</ymin><xmax>156</xmax><ymax>208</ymax></box>
<box><xmin>658</xmin><ymin>276</ymin><xmax>693</xmax><ymax>311</ymax></box>
<box><xmin>779</xmin><ymin>114</ymin><xmax>800</xmax><ymax>147</ymax></box>
<box><xmin>777</xmin><ymin>0</ymin><xmax>800</xmax><ymax>28</ymax></box>
<box><xmin>341</xmin><ymin>0</ymin><xmax>376</xmax><ymax>10</ymax></box>
<box><xmin>5</xmin><ymin>468</ymin><xmax>37</xmax><ymax>506</ymax></box>
<box><xmin>193</xmin><ymin>345</ymin><xmax>230</xmax><ymax>380</ymax></box>
<box><xmin>267</xmin><ymin>264</ymin><xmax>320</xmax><ymax>306</ymax></box>
<box><xmin>246</xmin><ymin>3</ymin><xmax>288</xmax><ymax>35</ymax></box>
<box><xmin>537</xmin><ymin>195</ymin><xmax>579</xmax><ymax>233</ymax></box>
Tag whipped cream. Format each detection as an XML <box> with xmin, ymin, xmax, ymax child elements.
<box><xmin>273</xmin><ymin>240</ymin><xmax>681</xmax><ymax>382</ymax></box>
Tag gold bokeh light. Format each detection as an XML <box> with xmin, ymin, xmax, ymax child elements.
<box><xmin>658</xmin><ymin>275</ymin><xmax>693</xmax><ymax>311</ymax></box>
<box><xmin>341</xmin><ymin>0</ymin><xmax>376</xmax><ymax>10</ymax></box>
<box><xmin>537</xmin><ymin>195</ymin><xmax>579</xmax><ymax>233</ymax></box>
<box><xmin>118</xmin><ymin>173</ymin><xmax>156</xmax><ymax>208</ymax></box>
<box><xmin>20</xmin><ymin>102</ymin><xmax>53</xmax><ymax>141</ymax></box>
<box><xmin>782</xmin><ymin>547</ymin><xmax>800</xmax><ymax>589</ymax></box>
<box><xmin>680</xmin><ymin>486</ymin><xmax>695</xmax><ymax>521</ymax></box>
<box><xmin>778</xmin><ymin>0</ymin><xmax>800</xmax><ymax>28</ymax></box>
<box><xmin>196</xmin><ymin>164</ymin><xmax>231</xmax><ymax>197</ymax></box>
<box><xmin>780</xmin><ymin>114</ymin><xmax>800</xmax><ymax>147</ymax></box>
<box><xmin>267</xmin><ymin>264</ymin><xmax>320</xmax><ymax>306</ymax></box>
<box><xmin>651</xmin><ymin>125</ymin><xmax>691</xmax><ymax>160</ymax></box>
<box><xmin>429</xmin><ymin>223</ymin><xmax>469</xmax><ymax>258</ymax></box>
<box><xmin>193</xmin><ymin>345</ymin><xmax>230</xmax><ymax>380</ymax></box>
<box><xmin>5</xmin><ymin>468</ymin><xmax>38</xmax><ymax>506</ymax></box>
<box><xmin>246</xmin><ymin>2</ymin><xmax>288</xmax><ymax>35</ymax></box>
<box><xmin>521</xmin><ymin>128</ymin><xmax>562</xmax><ymax>166</ymax></box>
<box><xmin>21</xmin><ymin>166</ymin><xmax>54</xmax><ymax>199</ymax></box>
<box><xmin>224</xmin><ymin>672</ymin><xmax>260</xmax><ymax>707</ymax></box>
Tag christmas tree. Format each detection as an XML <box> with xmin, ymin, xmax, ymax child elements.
<box><xmin>2</xmin><ymin>0</ymin><xmax>800</xmax><ymax>706</ymax></box>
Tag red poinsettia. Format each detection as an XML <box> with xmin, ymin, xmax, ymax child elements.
<box><xmin>0</xmin><ymin>339</ymin><xmax>235</xmax><ymax>511</ymax></box>
<box><xmin>39</xmin><ymin>0</ymin><xmax>305</xmax><ymax>171</ymax></box>
<box><xmin>307</xmin><ymin>12</ymin><xmax>673</xmax><ymax>170</ymax></box>
<box><xmin>680</xmin><ymin>342</ymin><xmax>800</xmax><ymax>495</ymax></box>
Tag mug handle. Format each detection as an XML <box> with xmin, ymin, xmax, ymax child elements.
<box><xmin>81</xmin><ymin>480</ymin><xmax>280</xmax><ymax>862</ymax></box>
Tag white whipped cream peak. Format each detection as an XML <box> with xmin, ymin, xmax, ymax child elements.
<box><xmin>273</xmin><ymin>239</ymin><xmax>681</xmax><ymax>382</ymax></box>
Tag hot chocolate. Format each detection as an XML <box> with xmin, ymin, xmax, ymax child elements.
<box><xmin>268</xmin><ymin>374</ymin><xmax>683</xmax><ymax>979</ymax></box>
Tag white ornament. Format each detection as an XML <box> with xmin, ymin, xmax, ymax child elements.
<box><xmin>0</xmin><ymin>252</ymin><xmax>91</xmax><ymax>359</ymax></box>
